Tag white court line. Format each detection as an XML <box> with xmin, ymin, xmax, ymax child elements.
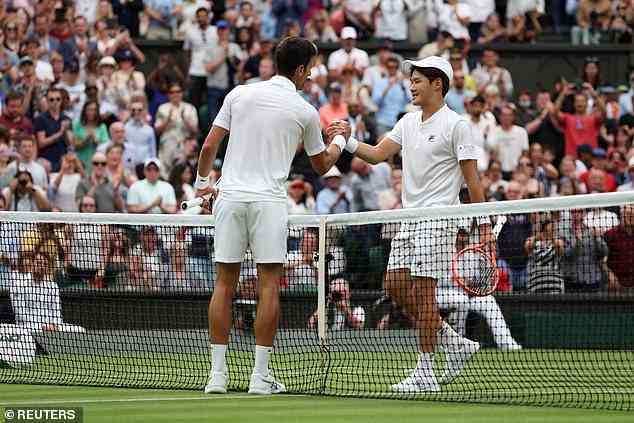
<box><xmin>1</xmin><ymin>394</ymin><xmax>309</xmax><ymax>406</ymax></box>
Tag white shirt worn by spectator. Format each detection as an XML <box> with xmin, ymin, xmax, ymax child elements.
<box><xmin>213</xmin><ymin>76</ymin><xmax>326</xmax><ymax>202</ymax></box>
<box><xmin>425</xmin><ymin>0</ymin><xmax>444</xmax><ymax>30</ymax></box>
<box><xmin>374</xmin><ymin>0</ymin><xmax>412</xmax><ymax>41</ymax></box>
<box><xmin>463</xmin><ymin>0</ymin><xmax>495</xmax><ymax>24</ymax></box>
<box><xmin>55</xmin><ymin>81</ymin><xmax>86</xmax><ymax>121</ymax></box>
<box><xmin>438</xmin><ymin>2</ymin><xmax>472</xmax><ymax>40</ymax></box>
<box><xmin>471</xmin><ymin>65</ymin><xmax>514</xmax><ymax>98</ymax></box>
<box><xmin>617</xmin><ymin>181</ymin><xmax>634</xmax><ymax>192</ymax></box>
<box><xmin>183</xmin><ymin>24</ymin><xmax>218</xmax><ymax>77</ymax></box>
<box><xmin>584</xmin><ymin>209</ymin><xmax>619</xmax><ymax>235</ymax></box>
<box><xmin>487</xmin><ymin>125</ymin><xmax>529</xmax><ymax>173</ymax></box>
<box><xmin>126</xmin><ymin>179</ymin><xmax>177</xmax><ymax>213</ymax></box>
<box><xmin>50</xmin><ymin>172</ymin><xmax>81</xmax><ymax>212</ymax></box>
<box><xmin>386</xmin><ymin>105</ymin><xmax>481</xmax><ymax>208</ymax></box>
<box><xmin>506</xmin><ymin>0</ymin><xmax>544</xmax><ymax>19</ymax></box>
<box><xmin>327</xmin><ymin>48</ymin><xmax>370</xmax><ymax>73</ymax></box>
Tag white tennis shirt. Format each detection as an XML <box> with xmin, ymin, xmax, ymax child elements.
<box><xmin>386</xmin><ymin>105</ymin><xmax>481</xmax><ymax>208</ymax></box>
<box><xmin>213</xmin><ymin>76</ymin><xmax>326</xmax><ymax>202</ymax></box>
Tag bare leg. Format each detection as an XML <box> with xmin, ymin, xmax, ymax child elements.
<box><xmin>254</xmin><ymin>263</ymin><xmax>282</xmax><ymax>347</ymax></box>
<box><xmin>413</xmin><ymin>277</ymin><xmax>441</xmax><ymax>353</ymax></box>
<box><xmin>383</xmin><ymin>268</ymin><xmax>417</xmax><ymax>320</ymax></box>
<box><xmin>209</xmin><ymin>262</ymin><xmax>241</xmax><ymax>344</ymax></box>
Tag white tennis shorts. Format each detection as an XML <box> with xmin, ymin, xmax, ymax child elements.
<box><xmin>386</xmin><ymin>221</ymin><xmax>458</xmax><ymax>279</ymax></box>
<box><xmin>214</xmin><ymin>198</ymin><xmax>288</xmax><ymax>264</ymax></box>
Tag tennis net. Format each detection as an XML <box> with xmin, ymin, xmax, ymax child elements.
<box><xmin>0</xmin><ymin>192</ymin><xmax>633</xmax><ymax>410</ymax></box>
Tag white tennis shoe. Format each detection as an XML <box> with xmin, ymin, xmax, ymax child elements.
<box><xmin>248</xmin><ymin>373</ymin><xmax>286</xmax><ymax>395</ymax></box>
<box><xmin>439</xmin><ymin>337</ymin><xmax>480</xmax><ymax>385</ymax></box>
<box><xmin>391</xmin><ymin>371</ymin><xmax>441</xmax><ymax>393</ymax></box>
<box><xmin>204</xmin><ymin>369</ymin><xmax>228</xmax><ymax>394</ymax></box>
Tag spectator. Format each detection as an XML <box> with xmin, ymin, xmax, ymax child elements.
<box><xmin>424</xmin><ymin>0</ymin><xmax>444</xmax><ymax>41</ymax></box>
<box><xmin>438</xmin><ymin>0</ymin><xmax>472</xmax><ymax>43</ymax></box>
<box><xmin>299</xmin><ymin>73</ymin><xmax>326</xmax><ymax>110</ymax></box>
<box><xmin>506</xmin><ymin>0</ymin><xmax>543</xmax><ymax>43</ymax></box>
<box><xmin>242</xmin><ymin>37</ymin><xmax>275</xmax><ymax>83</ymax></box>
<box><xmin>472</xmin><ymin>49</ymin><xmax>514</xmax><ymax>99</ymax></box>
<box><xmin>327</xmin><ymin>27</ymin><xmax>369</xmax><ymax>81</ymax></box>
<box><xmin>609</xmin><ymin>0</ymin><xmax>634</xmax><ymax>44</ymax></box>
<box><xmin>75</xmin><ymin>152</ymin><xmax>125</xmax><ymax>213</ymax></box>
<box><xmin>579</xmin><ymin>148</ymin><xmax>617</xmax><ymax>193</ymax></box>
<box><xmin>3</xmin><ymin>169</ymin><xmax>50</xmax><ymax>212</ymax></box>
<box><xmin>560</xmin><ymin>208</ymin><xmax>609</xmax><ymax>292</ymax></box>
<box><xmin>97</xmin><ymin>122</ymin><xmax>142</xmax><ymax>175</ymax></box>
<box><xmin>96</xmin><ymin>56</ymin><xmax>120</xmax><ymax>117</ymax></box>
<box><xmin>112</xmin><ymin>49</ymin><xmax>146</xmax><ymax>111</ymax></box>
<box><xmin>287</xmin><ymin>178</ymin><xmax>315</xmax><ymax>215</ymax></box>
<box><xmin>418</xmin><ymin>30</ymin><xmax>454</xmax><ymax>59</ymax></box>
<box><xmin>466</xmin><ymin>95</ymin><xmax>496</xmax><ymax>171</ymax></box>
<box><xmin>183</xmin><ymin>7</ymin><xmax>217</xmax><ymax>109</ymax></box>
<box><xmin>463</xmin><ymin>0</ymin><xmax>495</xmax><ymax>41</ymax></box>
<box><xmin>346</xmin><ymin>100</ymin><xmax>377</xmax><ymax>146</ymax></box>
<box><xmin>525</xmin><ymin>216</ymin><xmax>565</xmax><ymax>294</ymax></box>
<box><xmin>246</xmin><ymin>56</ymin><xmax>275</xmax><ymax>84</ymax></box>
<box><xmin>617</xmin><ymin>157</ymin><xmax>634</xmax><ymax>191</ymax></box>
<box><xmin>3</xmin><ymin>20</ymin><xmax>21</xmax><ymax>55</ymax></box>
<box><xmin>526</xmin><ymin>90</ymin><xmax>564</xmax><ymax>164</ymax></box>
<box><xmin>488</xmin><ymin>105</ymin><xmax>529</xmax><ymax>179</ymax></box>
<box><xmin>445</xmin><ymin>69</ymin><xmax>475</xmax><ymax>115</ymax></box>
<box><xmin>373</xmin><ymin>0</ymin><xmax>411</xmax><ymax>41</ymax></box>
<box><xmin>0</xmin><ymin>91</ymin><xmax>33</xmax><ymax>135</ymax></box>
<box><xmin>34</xmin><ymin>87</ymin><xmax>72</xmax><ymax>173</ymax></box>
<box><xmin>127</xmin><ymin>158</ymin><xmax>177</xmax><ymax>214</ymax></box>
<box><xmin>112</xmin><ymin>0</ymin><xmax>145</xmax><ymax>38</ymax></box>
<box><xmin>315</xmin><ymin>166</ymin><xmax>352</xmax><ymax>214</ymax></box>
<box><xmin>481</xmin><ymin>159</ymin><xmax>508</xmax><ymax>199</ymax></box>
<box><xmin>124</xmin><ymin>101</ymin><xmax>156</xmax><ymax>165</ymax></box>
<box><xmin>59</xmin><ymin>16</ymin><xmax>96</xmax><ymax>68</ymax></box>
<box><xmin>477</xmin><ymin>12</ymin><xmax>506</xmax><ymax>44</ymax></box>
<box><xmin>0</xmin><ymin>144</ymin><xmax>13</xmax><ymax>190</ymax></box>
<box><xmin>319</xmin><ymin>83</ymin><xmax>349</xmax><ymax>131</ymax></box>
<box><xmin>49</xmin><ymin>152</ymin><xmax>84</xmax><ymax>212</ymax></box>
<box><xmin>132</xmin><ymin>226</ymin><xmax>166</xmax><ymax>290</ymax></box>
<box><xmin>605</xmin><ymin>204</ymin><xmax>634</xmax><ymax>289</ymax></box>
<box><xmin>55</xmin><ymin>59</ymin><xmax>85</xmax><ymax>122</ymax></box>
<box><xmin>572</xmin><ymin>0</ymin><xmax>611</xmax><ymax>45</ymax></box>
<box><xmin>32</xmin><ymin>13</ymin><xmax>60</xmax><ymax>61</ymax></box>
<box><xmin>371</xmin><ymin>56</ymin><xmax>410</xmax><ymax>136</ymax></box>
<box><xmin>515</xmin><ymin>90</ymin><xmax>537</xmax><ymax>127</ymax></box>
<box><xmin>144</xmin><ymin>0</ymin><xmax>181</xmax><ymax>40</ymax></box>
<box><xmin>304</xmin><ymin>10</ymin><xmax>338</xmax><ymax>43</ymax></box>
<box><xmin>72</xmin><ymin>100</ymin><xmax>110</xmax><ymax>172</ymax></box>
<box><xmin>6</xmin><ymin>136</ymin><xmax>48</xmax><ymax>189</ymax></box>
<box><xmin>20</xmin><ymin>37</ymin><xmax>55</xmax><ymax>84</ymax></box>
<box><xmin>168</xmin><ymin>162</ymin><xmax>195</xmax><ymax>208</ymax></box>
<box><xmin>552</xmin><ymin>82</ymin><xmax>606</xmax><ymax>158</ymax></box>
<box><xmin>584</xmin><ymin>203</ymin><xmax>620</xmax><ymax>235</ymax></box>
<box><xmin>618</xmin><ymin>70</ymin><xmax>634</xmax><ymax>118</ymax></box>
<box><xmin>204</xmin><ymin>20</ymin><xmax>242</xmax><ymax>123</ymax></box>
<box><xmin>272</xmin><ymin>0</ymin><xmax>307</xmax><ymax>38</ymax></box>
<box><xmin>349</xmin><ymin>157</ymin><xmax>391</xmax><ymax>212</ymax></box>
<box><xmin>154</xmin><ymin>81</ymin><xmax>198</xmax><ymax>176</ymax></box>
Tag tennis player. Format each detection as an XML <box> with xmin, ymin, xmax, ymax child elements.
<box><xmin>195</xmin><ymin>37</ymin><xmax>348</xmax><ymax>395</ymax></box>
<box><xmin>331</xmin><ymin>56</ymin><xmax>494</xmax><ymax>392</ymax></box>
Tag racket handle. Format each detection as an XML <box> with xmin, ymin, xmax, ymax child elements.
<box><xmin>182</xmin><ymin>205</ymin><xmax>203</xmax><ymax>215</ymax></box>
<box><xmin>181</xmin><ymin>194</ymin><xmax>211</xmax><ymax>211</ymax></box>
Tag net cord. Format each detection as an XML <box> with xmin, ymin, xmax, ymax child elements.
<box><xmin>1</xmin><ymin>192</ymin><xmax>633</xmax><ymax>227</ymax></box>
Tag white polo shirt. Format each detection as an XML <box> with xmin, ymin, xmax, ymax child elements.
<box><xmin>213</xmin><ymin>76</ymin><xmax>326</xmax><ymax>202</ymax></box>
<box><xmin>126</xmin><ymin>179</ymin><xmax>177</xmax><ymax>213</ymax></box>
<box><xmin>386</xmin><ymin>105</ymin><xmax>481</xmax><ymax>208</ymax></box>
<box><xmin>327</xmin><ymin>48</ymin><xmax>370</xmax><ymax>72</ymax></box>
<box><xmin>487</xmin><ymin>125</ymin><xmax>529</xmax><ymax>173</ymax></box>
<box><xmin>183</xmin><ymin>24</ymin><xmax>218</xmax><ymax>77</ymax></box>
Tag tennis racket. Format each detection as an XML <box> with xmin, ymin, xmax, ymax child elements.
<box><xmin>451</xmin><ymin>216</ymin><xmax>507</xmax><ymax>297</ymax></box>
<box><xmin>180</xmin><ymin>177</ymin><xmax>221</xmax><ymax>212</ymax></box>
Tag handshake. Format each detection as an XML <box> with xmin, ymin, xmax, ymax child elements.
<box><xmin>325</xmin><ymin>120</ymin><xmax>359</xmax><ymax>154</ymax></box>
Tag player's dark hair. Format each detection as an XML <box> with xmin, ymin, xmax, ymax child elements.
<box><xmin>274</xmin><ymin>36</ymin><xmax>318</xmax><ymax>80</ymax></box>
<box><xmin>413</xmin><ymin>67</ymin><xmax>450</xmax><ymax>97</ymax></box>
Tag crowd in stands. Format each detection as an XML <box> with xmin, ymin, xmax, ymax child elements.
<box><xmin>0</xmin><ymin>0</ymin><xmax>633</xmax><ymax>303</ymax></box>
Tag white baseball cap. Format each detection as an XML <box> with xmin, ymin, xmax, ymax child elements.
<box><xmin>340</xmin><ymin>26</ymin><xmax>357</xmax><ymax>40</ymax></box>
<box><xmin>144</xmin><ymin>157</ymin><xmax>161</xmax><ymax>169</ymax></box>
<box><xmin>322</xmin><ymin>166</ymin><xmax>342</xmax><ymax>179</ymax></box>
<box><xmin>403</xmin><ymin>56</ymin><xmax>453</xmax><ymax>82</ymax></box>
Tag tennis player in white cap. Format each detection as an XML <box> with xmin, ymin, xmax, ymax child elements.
<box><xmin>329</xmin><ymin>56</ymin><xmax>494</xmax><ymax>393</ymax></box>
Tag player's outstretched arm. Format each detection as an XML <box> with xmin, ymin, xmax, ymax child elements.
<box><xmin>460</xmin><ymin>159</ymin><xmax>494</xmax><ymax>252</ymax></box>
<box><xmin>308</xmin><ymin>121</ymin><xmax>349</xmax><ymax>175</ymax></box>
<box><xmin>347</xmin><ymin>135</ymin><xmax>401</xmax><ymax>165</ymax></box>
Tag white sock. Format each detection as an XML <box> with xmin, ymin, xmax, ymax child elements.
<box><xmin>437</xmin><ymin>321</ymin><xmax>463</xmax><ymax>351</ymax></box>
<box><xmin>211</xmin><ymin>344</ymin><xmax>227</xmax><ymax>373</ymax></box>
<box><xmin>254</xmin><ymin>345</ymin><xmax>272</xmax><ymax>376</ymax></box>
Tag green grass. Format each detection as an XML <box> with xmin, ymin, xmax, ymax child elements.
<box><xmin>2</xmin><ymin>349</ymin><xmax>633</xmax><ymax>410</ymax></box>
<box><xmin>1</xmin><ymin>384</ymin><xmax>633</xmax><ymax>423</ymax></box>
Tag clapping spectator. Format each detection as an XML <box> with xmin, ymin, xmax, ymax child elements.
<box><xmin>327</xmin><ymin>27</ymin><xmax>369</xmax><ymax>81</ymax></box>
<box><xmin>127</xmin><ymin>158</ymin><xmax>177</xmax><ymax>214</ymax></box>
<box><xmin>75</xmin><ymin>152</ymin><xmax>125</xmax><ymax>213</ymax></box>
<box><xmin>144</xmin><ymin>0</ymin><xmax>182</xmax><ymax>40</ymax></box>
<box><xmin>371</xmin><ymin>55</ymin><xmax>410</xmax><ymax>136</ymax></box>
<box><xmin>438</xmin><ymin>0</ymin><xmax>472</xmax><ymax>44</ymax></box>
<box><xmin>72</xmin><ymin>101</ymin><xmax>110</xmax><ymax>172</ymax></box>
<box><xmin>97</xmin><ymin>122</ymin><xmax>142</xmax><ymax>175</ymax></box>
<box><xmin>445</xmin><ymin>69</ymin><xmax>475</xmax><ymax>115</ymax></box>
<box><xmin>304</xmin><ymin>10</ymin><xmax>338</xmax><ymax>43</ymax></box>
<box><xmin>272</xmin><ymin>0</ymin><xmax>308</xmax><ymax>38</ymax></box>
<box><xmin>32</xmin><ymin>13</ymin><xmax>60</xmax><ymax>61</ymax></box>
<box><xmin>319</xmin><ymin>83</ymin><xmax>349</xmax><ymax>131</ymax></box>
<box><xmin>572</xmin><ymin>0</ymin><xmax>611</xmax><ymax>45</ymax></box>
<box><xmin>506</xmin><ymin>0</ymin><xmax>543</xmax><ymax>43</ymax></box>
<box><xmin>59</xmin><ymin>16</ymin><xmax>96</xmax><ymax>68</ymax></box>
<box><xmin>183</xmin><ymin>7</ymin><xmax>216</xmax><ymax>109</ymax></box>
<box><xmin>6</xmin><ymin>136</ymin><xmax>48</xmax><ymax>189</ymax></box>
<box><xmin>0</xmin><ymin>91</ymin><xmax>33</xmax><ymax>135</ymax></box>
<box><xmin>488</xmin><ymin>105</ymin><xmax>529</xmax><ymax>179</ymax></box>
<box><xmin>50</xmin><ymin>152</ymin><xmax>84</xmax><ymax>212</ymax></box>
<box><xmin>525</xmin><ymin>215</ymin><xmax>564</xmax><ymax>294</ymax></box>
<box><xmin>125</xmin><ymin>100</ymin><xmax>156</xmax><ymax>164</ymax></box>
<box><xmin>349</xmin><ymin>157</ymin><xmax>391</xmax><ymax>212</ymax></box>
<box><xmin>372</xmin><ymin>0</ymin><xmax>411</xmax><ymax>41</ymax></box>
<box><xmin>112</xmin><ymin>49</ymin><xmax>146</xmax><ymax>111</ymax></box>
<box><xmin>315</xmin><ymin>166</ymin><xmax>352</xmax><ymax>214</ymax></box>
<box><xmin>472</xmin><ymin>49</ymin><xmax>514</xmax><ymax>99</ymax></box>
<box><xmin>477</xmin><ymin>12</ymin><xmax>506</xmax><ymax>44</ymax></box>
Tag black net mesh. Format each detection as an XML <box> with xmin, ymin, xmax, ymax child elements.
<box><xmin>1</xmin><ymin>200</ymin><xmax>633</xmax><ymax>410</ymax></box>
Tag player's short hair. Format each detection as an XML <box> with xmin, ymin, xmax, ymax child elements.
<box><xmin>412</xmin><ymin>67</ymin><xmax>450</xmax><ymax>97</ymax></box>
<box><xmin>274</xmin><ymin>36</ymin><xmax>318</xmax><ymax>79</ymax></box>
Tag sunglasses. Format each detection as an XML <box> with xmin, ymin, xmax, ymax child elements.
<box><xmin>92</xmin><ymin>161</ymin><xmax>107</xmax><ymax>166</ymax></box>
<box><xmin>82</xmin><ymin>203</ymin><xmax>96</xmax><ymax>207</ymax></box>
<box><xmin>48</xmin><ymin>97</ymin><xmax>62</xmax><ymax>102</ymax></box>
<box><xmin>131</xmin><ymin>108</ymin><xmax>143</xmax><ymax>112</ymax></box>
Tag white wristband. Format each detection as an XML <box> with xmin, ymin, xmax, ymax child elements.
<box><xmin>331</xmin><ymin>135</ymin><xmax>346</xmax><ymax>152</ymax></box>
<box><xmin>194</xmin><ymin>173</ymin><xmax>210</xmax><ymax>190</ymax></box>
<box><xmin>346</xmin><ymin>136</ymin><xmax>359</xmax><ymax>154</ymax></box>
<box><xmin>477</xmin><ymin>216</ymin><xmax>491</xmax><ymax>226</ymax></box>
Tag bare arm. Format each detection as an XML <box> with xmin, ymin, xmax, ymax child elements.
<box><xmin>308</xmin><ymin>143</ymin><xmax>345</xmax><ymax>176</ymax></box>
<box><xmin>197</xmin><ymin>125</ymin><xmax>229</xmax><ymax>182</ymax></box>
<box><xmin>461</xmin><ymin>159</ymin><xmax>494</xmax><ymax>249</ymax></box>
<box><xmin>352</xmin><ymin>136</ymin><xmax>401</xmax><ymax>165</ymax></box>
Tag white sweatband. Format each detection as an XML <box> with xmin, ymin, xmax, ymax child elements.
<box><xmin>331</xmin><ymin>135</ymin><xmax>346</xmax><ymax>152</ymax></box>
<box><xmin>194</xmin><ymin>173</ymin><xmax>210</xmax><ymax>190</ymax></box>
<box><xmin>477</xmin><ymin>216</ymin><xmax>492</xmax><ymax>226</ymax></box>
<box><xmin>346</xmin><ymin>136</ymin><xmax>359</xmax><ymax>154</ymax></box>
